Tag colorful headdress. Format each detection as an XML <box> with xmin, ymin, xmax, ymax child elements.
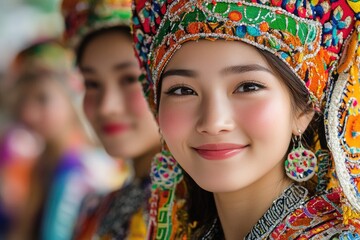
<box><xmin>11</xmin><ymin>40</ymin><xmax>73</xmax><ymax>76</ymax></box>
<box><xmin>7</xmin><ymin>39</ymin><xmax>82</xmax><ymax>100</ymax></box>
<box><xmin>132</xmin><ymin>0</ymin><xmax>360</xmax><ymax>238</ymax></box>
<box><xmin>62</xmin><ymin>0</ymin><xmax>132</xmax><ymax>47</ymax></box>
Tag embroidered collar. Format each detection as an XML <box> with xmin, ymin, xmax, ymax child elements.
<box><xmin>246</xmin><ymin>184</ymin><xmax>308</xmax><ymax>239</ymax></box>
<box><xmin>202</xmin><ymin>184</ymin><xmax>308</xmax><ymax>240</ymax></box>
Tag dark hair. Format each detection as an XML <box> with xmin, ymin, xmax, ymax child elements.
<box><xmin>75</xmin><ymin>25</ymin><xmax>132</xmax><ymax>65</ymax></box>
<box><xmin>171</xmin><ymin>48</ymin><xmax>325</xmax><ymax>237</ymax></box>
<box><xmin>261</xmin><ymin>49</ymin><xmax>326</xmax><ymax>153</ymax></box>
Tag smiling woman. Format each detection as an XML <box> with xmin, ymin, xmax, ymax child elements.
<box><xmin>79</xmin><ymin>29</ymin><xmax>156</xmax><ymax>159</ymax></box>
<box><xmin>159</xmin><ymin>41</ymin><xmax>300</xmax><ymax>194</ymax></box>
<box><xmin>132</xmin><ymin>0</ymin><xmax>360</xmax><ymax>239</ymax></box>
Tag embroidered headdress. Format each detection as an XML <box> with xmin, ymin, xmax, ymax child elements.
<box><xmin>132</xmin><ymin>0</ymin><xmax>360</xmax><ymax>238</ymax></box>
<box><xmin>9</xmin><ymin>40</ymin><xmax>75</xmax><ymax>93</ymax></box>
<box><xmin>12</xmin><ymin>40</ymin><xmax>73</xmax><ymax>76</ymax></box>
<box><xmin>62</xmin><ymin>0</ymin><xmax>132</xmax><ymax>47</ymax></box>
<box><xmin>7</xmin><ymin>40</ymin><xmax>81</xmax><ymax>111</ymax></box>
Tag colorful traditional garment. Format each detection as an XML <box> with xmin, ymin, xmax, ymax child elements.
<box><xmin>202</xmin><ymin>184</ymin><xmax>358</xmax><ymax>239</ymax></box>
<box><xmin>132</xmin><ymin>0</ymin><xmax>360</xmax><ymax>239</ymax></box>
<box><xmin>73</xmin><ymin>178</ymin><xmax>150</xmax><ymax>240</ymax></box>
<box><xmin>0</xmin><ymin>125</ymin><xmax>42</xmax><ymax>237</ymax></box>
<box><xmin>40</xmin><ymin>146</ymin><xmax>120</xmax><ymax>240</ymax></box>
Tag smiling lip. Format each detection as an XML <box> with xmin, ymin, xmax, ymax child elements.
<box><xmin>102</xmin><ymin>123</ymin><xmax>130</xmax><ymax>135</ymax></box>
<box><xmin>193</xmin><ymin>143</ymin><xmax>247</xmax><ymax>160</ymax></box>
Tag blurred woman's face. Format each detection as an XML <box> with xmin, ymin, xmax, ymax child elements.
<box><xmin>158</xmin><ymin>40</ymin><xmax>313</xmax><ymax>193</ymax></box>
<box><xmin>80</xmin><ymin>32</ymin><xmax>160</xmax><ymax>159</ymax></box>
<box><xmin>16</xmin><ymin>78</ymin><xmax>74</xmax><ymax>141</ymax></box>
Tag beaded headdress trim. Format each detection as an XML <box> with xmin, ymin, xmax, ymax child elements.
<box><xmin>62</xmin><ymin>0</ymin><xmax>132</xmax><ymax>47</ymax></box>
<box><xmin>147</xmin><ymin>0</ymin><xmax>345</xmax><ymax>105</ymax></box>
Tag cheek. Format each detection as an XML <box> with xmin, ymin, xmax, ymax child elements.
<box><xmin>127</xmin><ymin>86</ymin><xmax>150</xmax><ymax>117</ymax></box>
<box><xmin>47</xmin><ymin>98</ymin><xmax>71</xmax><ymax>123</ymax></box>
<box><xmin>158</xmin><ymin>101</ymin><xmax>194</xmax><ymax>145</ymax></box>
<box><xmin>83</xmin><ymin>93</ymin><xmax>97</xmax><ymax>124</ymax></box>
<box><xmin>238</xmin><ymin>96</ymin><xmax>292</xmax><ymax>140</ymax></box>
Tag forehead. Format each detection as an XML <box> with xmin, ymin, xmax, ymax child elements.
<box><xmin>80</xmin><ymin>32</ymin><xmax>136</xmax><ymax>70</ymax></box>
<box><xmin>17</xmin><ymin>76</ymin><xmax>65</xmax><ymax>98</ymax></box>
<box><xmin>164</xmin><ymin>40</ymin><xmax>270</xmax><ymax>72</ymax></box>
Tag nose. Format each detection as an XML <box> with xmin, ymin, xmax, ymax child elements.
<box><xmin>99</xmin><ymin>86</ymin><xmax>126</xmax><ymax>118</ymax></box>
<box><xmin>196</xmin><ymin>92</ymin><xmax>235</xmax><ymax>135</ymax></box>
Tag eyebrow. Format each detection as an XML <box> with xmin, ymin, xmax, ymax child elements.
<box><xmin>79</xmin><ymin>66</ymin><xmax>95</xmax><ymax>74</ymax></box>
<box><xmin>220</xmin><ymin>64</ymin><xmax>274</xmax><ymax>75</ymax></box>
<box><xmin>113</xmin><ymin>62</ymin><xmax>138</xmax><ymax>71</ymax></box>
<box><xmin>161</xmin><ymin>69</ymin><xmax>197</xmax><ymax>80</ymax></box>
<box><xmin>162</xmin><ymin>64</ymin><xmax>274</xmax><ymax>80</ymax></box>
<box><xmin>79</xmin><ymin>61</ymin><xmax>138</xmax><ymax>74</ymax></box>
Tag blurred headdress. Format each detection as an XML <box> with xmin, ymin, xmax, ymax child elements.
<box><xmin>11</xmin><ymin>39</ymin><xmax>73</xmax><ymax>76</ymax></box>
<box><xmin>62</xmin><ymin>0</ymin><xmax>132</xmax><ymax>47</ymax></box>
<box><xmin>132</xmin><ymin>0</ymin><xmax>360</xmax><ymax>238</ymax></box>
<box><xmin>5</xmin><ymin>39</ymin><xmax>87</xmax><ymax>118</ymax></box>
<box><xmin>7</xmin><ymin>39</ymin><xmax>79</xmax><ymax>96</ymax></box>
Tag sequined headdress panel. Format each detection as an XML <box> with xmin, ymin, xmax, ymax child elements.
<box><xmin>62</xmin><ymin>0</ymin><xmax>132</xmax><ymax>47</ymax></box>
<box><xmin>133</xmin><ymin>0</ymin><xmax>354</xmax><ymax>105</ymax></box>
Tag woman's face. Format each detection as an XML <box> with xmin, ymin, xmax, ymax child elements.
<box><xmin>80</xmin><ymin>32</ymin><xmax>160</xmax><ymax>159</ymax></box>
<box><xmin>16</xmin><ymin>78</ymin><xmax>73</xmax><ymax>141</ymax></box>
<box><xmin>159</xmin><ymin>40</ymin><xmax>312</xmax><ymax>193</ymax></box>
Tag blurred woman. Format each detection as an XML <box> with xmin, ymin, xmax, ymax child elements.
<box><xmin>62</xmin><ymin>0</ymin><xmax>161</xmax><ymax>239</ymax></box>
<box><xmin>5</xmin><ymin>40</ymin><xmax>120</xmax><ymax>240</ymax></box>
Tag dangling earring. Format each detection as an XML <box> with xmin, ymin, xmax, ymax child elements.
<box><xmin>285</xmin><ymin>130</ymin><xmax>317</xmax><ymax>182</ymax></box>
<box><xmin>148</xmin><ymin>134</ymin><xmax>183</xmax><ymax>239</ymax></box>
<box><xmin>151</xmin><ymin>133</ymin><xmax>183</xmax><ymax>188</ymax></box>
<box><xmin>151</xmin><ymin>146</ymin><xmax>183</xmax><ymax>188</ymax></box>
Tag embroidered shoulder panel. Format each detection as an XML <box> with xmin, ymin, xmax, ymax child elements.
<box><xmin>270</xmin><ymin>191</ymin><xmax>346</xmax><ymax>239</ymax></box>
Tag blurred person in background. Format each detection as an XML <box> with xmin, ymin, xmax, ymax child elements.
<box><xmin>2</xmin><ymin>39</ymin><xmax>123</xmax><ymax>240</ymax></box>
<box><xmin>62</xmin><ymin>0</ymin><xmax>161</xmax><ymax>239</ymax></box>
<box><xmin>0</xmin><ymin>73</ymin><xmax>43</xmax><ymax>239</ymax></box>
<box><xmin>0</xmin><ymin>122</ymin><xmax>43</xmax><ymax>238</ymax></box>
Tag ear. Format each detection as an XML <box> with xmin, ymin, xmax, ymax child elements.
<box><xmin>292</xmin><ymin>110</ymin><xmax>315</xmax><ymax>135</ymax></box>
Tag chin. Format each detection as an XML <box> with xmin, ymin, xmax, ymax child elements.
<box><xmin>101</xmin><ymin>140</ymin><xmax>125</xmax><ymax>155</ymax></box>
<box><xmin>196</xmin><ymin>181</ymin><xmax>242</xmax><ymax>193</ymax></box>
<box><xmin>105</xmin><ymin>147</ymin><xmax>134</xmax><ymax>159</ymax></box>
<box><xmin>191</xmin><ymin>171</ymin><xmax>253</xmax><ymax>193</ymax></box>
<box><xmin>111</xmin><ymin>144</ymin><xmax>150</xmax><ymax>160</ymax></box>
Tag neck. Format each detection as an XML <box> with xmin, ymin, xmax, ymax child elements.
<box><xmin>214</xmin><ymin>162</ymin><xmax>292</xmax><ymax>240</ymax></box>
<box><xmin>132</xmin><ymin>145</ymin><xmax>161</xmax><ymax>179</ymax></box>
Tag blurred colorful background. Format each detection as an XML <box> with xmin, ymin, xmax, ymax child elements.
<box><xmin>0</xmin><ymin>0</ymin><xmax>64</xmax><ymax>73</ymax></box>
<box><xmin>1</xmin><ymin>0</ymin><xmax>63</xmax><ymax>132</ymax></box>
<box><xmin>0</xmin><ymin>0</ymin><xmax>64</xmax><ymax>126</ymax></box>
<box><xmin>0</xmin><ymin>1</ymin><xmax>127</xmax><ymax>239</ymax></box>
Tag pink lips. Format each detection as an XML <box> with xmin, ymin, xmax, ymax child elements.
<box><xmin>193</xmin><ymin>143</ymin><xmax>247</xmax><ymax>160</ymax></box>
<box><xmin>102</xmin><ymin>123</ymin><xmax>130</xmax><ymax>135</ymax></box>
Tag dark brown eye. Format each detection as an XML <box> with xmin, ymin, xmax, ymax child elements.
<box><xmin>235</xmin><ymin>82</ymin><xmax>264</xmax><ymax>93</ymax></box>
<box><xmin>84</xmin><ymin>80</ymin><xmax>100</xmax><ymax>90</ymax></box>
<box><xmin>120</xmin><ymin>75</ymin><xmax>138</xmax><ymax>85</ymax></box>
<box><xmin>165</xmin><ymin>86</ymin><xmax>196</xmax><ymax>96</ymax></box>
